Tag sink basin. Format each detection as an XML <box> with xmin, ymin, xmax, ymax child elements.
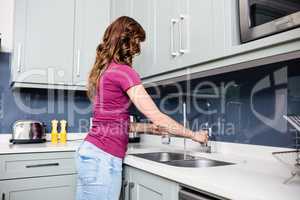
<box><xmin>165</xmin><ymin>158</ymin><xmax>233</xmax><ymax>168</ymax></box>
<box><xmin>132</xmin><ymin>152</ymin><xmax>234</xmax><ymax>168</ymax></box>
<box><xmin>132</xmin><ymin>152</ymin><xmax>196</xmax><ymax>162</ymax></box>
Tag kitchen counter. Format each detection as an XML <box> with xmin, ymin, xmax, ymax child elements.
<box><xmin>0</xmin><ymin>134</ymin><xmax>84</xmax><ymax>154</ymax></box>
<box><xmin>0</xmin><ymin>134</ymin><xmax>299</xmax><ymax>200</ymax></box>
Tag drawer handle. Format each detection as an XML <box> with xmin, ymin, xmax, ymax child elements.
<box><xmin>25</xmin><ymin>162</ymin><xmax>59</xmax><ymax>168</ymax></box>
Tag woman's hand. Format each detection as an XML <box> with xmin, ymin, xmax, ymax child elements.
<box><xmin>129</xmin><ymin>123</ymin><xmax>168</xmax><ymax>135</ymax></box>
<box><xmin>191</xmin><ymin>130</ymin><xmax>209</xmax><ymax>144</ymax></box>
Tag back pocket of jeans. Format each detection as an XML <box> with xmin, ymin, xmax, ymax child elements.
<box><xmin>77</xmin><ymin>155</ymin><xmax>100</xmax><ymax>185</ymax></box>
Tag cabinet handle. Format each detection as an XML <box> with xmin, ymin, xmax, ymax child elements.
<box><xmin>179</xmin><ymin>14</ymin><xmax>188</xmax><ymax>54</ymax></box>
<box><xmin>25</xmin><ymin>162</ymin><xmax>59</xmax><ymax>168</ymax></box>
<box><xmin>170</xmin><ymin>19</ymin><xmax>179</xmax><ymax>57</ymax></box>
<box><xmin>128</xmin><ymin>182</ymin><xmax>135</xmax><ymax>200</ymax></box>
<box><xmin>76</xmin><ymin>50</ymin><xmax>81</xmax><ymax>77</ymax></box>
<box><xmin>17</xmin><ymin>44</ymin><xmax>22</xmax><ymax>72</ymax></box>
<box><xmin>2</xmin><ymin>193</ymin><xmax>5</xmax><ymax>200</ymax></box>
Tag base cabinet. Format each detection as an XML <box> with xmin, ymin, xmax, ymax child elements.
<box><xmin>0</xmin><ymin>174</ymin><xmax>76</xmax><ymax>200</ymax></box>
<box><xmin>121</xmin><ymin>166</ymin><xmax>178</xmax><ymax>200</ymax></box>
<box><xmin>0</xmin><ymin>152</ymin><xmax>77</xmax><ymax>200</ymax></box>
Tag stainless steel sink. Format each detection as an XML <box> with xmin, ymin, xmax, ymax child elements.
<box><xmin>165</xmin><ymin>158</ymin><xmax>233</xmax><ymax>168</ymax></box>
<box><xmin>132</xmin><ymin>152</ymin><xmax>196</xmax><ymax>162</ymax></box>
<box><xmin>132</xmin><ymin>152</ymin><xmax>234</xmax><ymax>168</ymax></box>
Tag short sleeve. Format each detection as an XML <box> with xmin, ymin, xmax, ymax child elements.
<box><xmin>116</xmin><ymin>65</ymin><xmax>142</xmax><ymax>91</ymax></box>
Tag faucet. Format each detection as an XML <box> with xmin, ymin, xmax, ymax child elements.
<box><xmin>199</xmin><ymin>122</ymin><xmax>212</xmax><ymax>153</ymax></box>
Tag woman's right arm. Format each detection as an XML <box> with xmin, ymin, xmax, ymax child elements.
<box><xmin>127</xmin><ymin>84</ymin><xmax>208</xmax><ymax>143</ymax></box>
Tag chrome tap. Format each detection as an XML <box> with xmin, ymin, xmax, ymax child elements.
<box><xmin>200</xmin><ymin>101</ymin><xmax>213</xmax><ymax>153</ymax></box>
<box><xmin>200</xmin><ymin>122</ymin><xmax>212</xmax><ymax>153</ymax></box>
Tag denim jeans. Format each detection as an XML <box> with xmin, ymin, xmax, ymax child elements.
<box><xmin>75</xmin><ymin>141</ymin><xmax>123</xmax><ymax>200</ymax></box>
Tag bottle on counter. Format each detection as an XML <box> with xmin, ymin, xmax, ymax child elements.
<box><xmin>59</xmin><ymin>120</ymin><xmax>67</xmax><ymax>144</ymax></box>
<box><xmin>51</xmin><ymin>120</ymin><xmax>59</xmax><ymax>144</ymax></box>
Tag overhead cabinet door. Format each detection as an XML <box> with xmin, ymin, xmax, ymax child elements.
<box><xmin>152</xmin><ymin>0</ymin><xmax>181</xmax><ymax>77</ymax></box>
<box><xmin>12</xmin><ymin>0</ymin><xmax>75</xmax><ymax>85</ymax></box>
<box><xmin>129</xmin><ymin>0</ymin><xmax>156</xmax><ymax>78</ymax></box>
<box><xmin>130</xmin><ymin>0</ymin><xmax>215</xmax><ymax>78</ymax></box>
<box><xmin>73</xmin><ymin>0</ymin><xmax>110</xmax><ymax>86</ymax></box>
<box><xmin>177</xmin><ymin>0</ymin><xmax>214</xmax><ymax>68</ymax></box>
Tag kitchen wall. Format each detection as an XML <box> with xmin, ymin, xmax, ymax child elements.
<box><xmin>0</xmin><ymin>53</ymin><xmax>92</xmax><ymax>133</ymax></box>
<box><xmin>144</xmin><ymin>58</ymin><xmax>300</xmax><ymax>148</ymax></box>
<box><xmin>1</xmin><ymin>52</ymin><xmax>299</xmax><ymax>148</ymax></box>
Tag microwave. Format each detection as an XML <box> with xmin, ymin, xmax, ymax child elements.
<box><xmin>239</xmin><ymin>0</ymin><xmax>300</xmax><ymax>43</ymax></box>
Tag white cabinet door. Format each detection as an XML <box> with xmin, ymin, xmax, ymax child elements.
<box><xmin>129</xmin><ymin>0</ymin><xmax>156</xmax><ymax>78</ymax></box>
<box><xmin>110</xmin><ymin>0</ymin><xmax>131</xmax><ymax>22</ymax></box>
<box><xmin>151</xmin><ymin>0</ymin><xmax>180</xmax><ymax>77</ymax></box>
<box><xmin>12</xmin><ymin>0</ymin><xmax>75</xmax><ymax>85</ymax></box>
<box><xmin>0</xmin><ymin>0</ymin><xmax>14</xmax><ymax>52</ymax></box>
<box><xmin>177</xmin><ymin>0</ymin><xmax>214</xmax><ymax>68</ymax></box>
<box><xmin>73</xmin><ymin>0</ymin><xmax>110</xmax><ymax>86</ymax></box>
<box><xmin>0</xmin><ymin>175</ymin><xmax>76</xmax><ymax>200</ymax></box>
<box><xmin>128</xmin><ymin>167</ymin><xmax>178</xmax><ymax>200</ymax></box>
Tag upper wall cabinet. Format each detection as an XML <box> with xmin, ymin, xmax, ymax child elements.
<box><xmin>128</xmin><ymin>0</ymin><xmax>156</xmax><ymax>78</ymax></box>
<box><xmin>0</xmin><ymin>0</ymin><xmax>15</xmax><ymax>52</ymax></box>
<box><xmin>11</xmin><ymin>0</ymin><xmax>110</xmax><ymax>90</ymax></box>
<box><xmin>175</xmin><ymin>0</ymin><xmax>215</xmax><ymax>70</ymax></box>
<box><xmin>111</xmin><ymin>0</ymin><xmax>217</xmax><ymax>79</ymax></box>
<box><xmin>110</xmin><ymin>0</ymin><xmax>131</xmax><ymax>22</ymax></box>
<box><xmin>12</xmin><ymin>0</ymin><xmax>75</xmax><ymax>86</ymax></box>
<box><xmin>111</xmin><ymin>0</ymin><xmax>300</xmax><ymax>85</ymax></box>
<box><xmin>73</xmin><ymin>0</ymin><xmax>110</xmax><ymax>86</ymax></box>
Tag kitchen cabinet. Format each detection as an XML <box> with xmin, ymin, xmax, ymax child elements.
<box><xmin>0</xmin><ymin>152</ymin><xmax>76</xmax><ymax>179</ymax></box>
<box><xmin>111</xmin><ymin>0</ymin><xmax>300</xmax><ymax>85</ymax></box>
<box><xmin>0</xmin><ymin>0</ymin><xmax>14</xmax><ymax>52</ymax></box>
<box><xmin>110</xmin><ymin>0</ymin><xmax>132</xmax><ymax>22</ymax></box>
<box><xmin>73</xmin><ymin>0</ymin><xmax>110</xmax><ymax>86</ymax></box>
<box><xmin>121</xmin><ymin>166</ymin><xmax>178</xmax><ymax>200</ymax></box>
<box><xmin>111</xmin><ymin>0</ymin><xmax>218</xmax><ymax>78</ymax></box>
<box><xmin>11</xmin><ymin>0</ymin><xmax>110</xmax><ymax>90</ymax></box>
<box><xmin>127</xmin><ymin>0</ymin><xmax>156</xmax><ymax>78</ymax></box>
<box><xmin>0</xmin><ymin>175</ymin><xmax>76</xmax><ymax>200</ymax></box>
<box><xmin>151</xmin><ymin>0</ymin><xmax>180</xmax><ymax>77</ymax></box>
<box><xmin>0</xmin><ymin>152</ymin><xmax>77</xmax><ymax>200</ymax></box>
<box><xmin>11</xmin><ymin>0</ymin><xmax>75</xmax><ymax>86</ymax></box>
<box><xmin>153</xmin><ymin>0</ymin><xmax>217</xmax><ymax>77</ymax></box>
<box><xmin>176</xmin><ymin>0</ymin><xmax>216</xmax><ymax>69</ymax></box>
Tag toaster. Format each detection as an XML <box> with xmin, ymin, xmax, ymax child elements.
<box><xmin>10</xmin><ymin>120</ymin><xmax>46</xmax><ymax>144</ymax></box>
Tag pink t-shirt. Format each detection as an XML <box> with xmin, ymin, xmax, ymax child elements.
<box><xmin>85</xmin><ymin>61</ymin><xmax>142</xmax><ymax>158</ymax></box>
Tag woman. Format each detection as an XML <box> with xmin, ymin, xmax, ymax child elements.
<box><xmin>76</xmin><ymin>16</ymin><xmax>208</xmax><ymax>200</ymax></box>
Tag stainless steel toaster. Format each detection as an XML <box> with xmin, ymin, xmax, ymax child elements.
<box><xmin>10</xmin><ymin>120</ymin><xmax>46</xmax><ymax>144</ymax></box>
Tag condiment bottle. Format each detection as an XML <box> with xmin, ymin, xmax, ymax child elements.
<box><xmin>60</xmin><ymin>120</ymin><xmax>67</xmax><ymax>144</ymax></box>
<box><xmin>51</xmin><ymin>120</ymin><xmax>59</xmax><ymax>144</ymax></box>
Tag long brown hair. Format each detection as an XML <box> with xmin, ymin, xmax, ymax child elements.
<box><xmin>87</xmin><ymin>16</ymin><xmax>146</xmax><ymax>100</ymax></box>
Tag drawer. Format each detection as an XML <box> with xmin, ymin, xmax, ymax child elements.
<box><xmin>0</xmin><ymin>152</ymin><xmax>76</xmax><ymax>180</ymax></box>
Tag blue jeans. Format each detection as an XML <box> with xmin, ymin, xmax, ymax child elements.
<box><xmin>75</xmin><ymin>141</ymin><xmax>123</xmax><ymax>200</ymax></box>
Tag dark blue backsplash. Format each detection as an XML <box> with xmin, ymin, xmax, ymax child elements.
<box><xmin>145</xmin><ymin>58</ymin><xmax>300</xmax><ymax>149</ymax></box>
<box><xmin>0</xmin><ymin>53</ymin><xmax>92</xmax><ymax>133</ymax></box>
<box><xmin>1</xmin><ymin>52</ymin><xmax>299</xmax><ymax>148</ymax></box>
